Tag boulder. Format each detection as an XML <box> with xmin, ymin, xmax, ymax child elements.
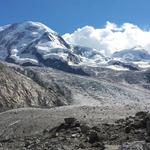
<box><xmin>88</xmin><ymin>131</ymin><xmax>100</xmax><ymax>144</ymax></box>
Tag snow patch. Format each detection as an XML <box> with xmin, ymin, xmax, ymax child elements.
<box><xmin>106</xmin><ymin>65</ymin><xmax>129</xmax><ymax>71</ymax></box>
<box><xmin>10</xmin><ymin>49</ymin><xmax>39</xmax><ymax>65</ymax></box>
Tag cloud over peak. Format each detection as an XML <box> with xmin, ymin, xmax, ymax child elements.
<box><xmin>63</xmin><ymin>22</ymin><xmax>150</xmax><ymax>56</ymax></box>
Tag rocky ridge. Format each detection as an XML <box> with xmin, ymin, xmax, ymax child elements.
<box><xmin>0</xmin><ymin>61</ymin><xmax>72</xmax><ymax>111</ymax></box>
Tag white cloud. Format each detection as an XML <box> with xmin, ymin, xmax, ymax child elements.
<box><xmin>63</xmin><ymin>22</ymin><xmax>150</xmax><ymax>56</ymax></box>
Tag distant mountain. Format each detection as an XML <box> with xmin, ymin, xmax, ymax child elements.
<box><xmin>112</xmin><ymin>47</ymin><xmax>150</xmax><ymax>61</ymax></box>
<box><xmin>73</xmin><ymin>45</ymin><xmax>109</xmax><ymax>66</ymax></box>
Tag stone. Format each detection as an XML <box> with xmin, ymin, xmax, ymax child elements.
<box><xmin>88</xmin><ymin>131</ymin><xmax>100</xmax><ymax>144</ymax></box>
<box><xmin>124</xmin><ymin>126</ymin><xmax>132</xmax><ymax>133</ymax></box>
<box><xmin>146</xmin><ymin>113</ymin><xmax>150</xmax><ymax>121</ymax></box>
<box><xmin>135</xmin><ymin>111</ymin><xmax>148</xmax><ymax>118</ymax></box>
<box><xmin>80</xmin><ymin>124</ymin><xmax>90</xmax><ymax>134</ymax></box>
<box><xmin>120</xmin><ymin>141</ymin><xmax>150</xmax><ymax>150</ymax></box>
<box><xmin>78</xmin><ymin>143</ymin><xmax>86</xmax><ymax>149</ymax></box>
<box><xmin>92</xmin><ymin>142</ymin><xmax>105</xmax><ymax>149</ymax></box>
<box><xmin>71</xmin><ymin>134</ymin><xmax>77</xmax><ymax>138</ymax></box>
<box><xmin>146</xmin><ymin>121</ymin><xmax>150</xmax><ymax>136</ymax></box>
<box><xmin>131</xmin><ymin>119</ymin><xmax>146</xmax><ymax>129</ymax></box>
<box><xmin>92</xmin><ymin>126</ymin><xmax>101</xmax><ymax>132</ymax></box>
<box><xmin>64</xmin><ymin>118</ymin><xmax>77</xmax><ymax>124</ymax></box>
<box><xmin>145</xmin><ymin>136</ymin><xmax>150</xmax><ymax>142</ymax></box>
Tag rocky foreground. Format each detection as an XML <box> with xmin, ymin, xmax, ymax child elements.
<box><xmin>0</xmin><ymin>111</ymin><xmax>150</xmax><ymax>150</ymax></box>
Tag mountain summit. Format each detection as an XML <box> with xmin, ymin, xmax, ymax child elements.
<box><xmin>0</xmin><ymin>21</ymin><xmax>80</xmax><ymax>65</ymax></box>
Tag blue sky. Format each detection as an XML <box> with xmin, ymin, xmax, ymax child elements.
<box><xmin>0</xmin><ymin>0</ymin><xmax>150</xmax><ymax>34</ymax></box>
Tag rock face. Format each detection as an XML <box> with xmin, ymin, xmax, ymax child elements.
<box><xmin>0</xmin><ymin>61</ymin><xmax>72</xmax><ymax>111</ymax></box>
<box><xmin>108</xmin><ymin>60</ymin><xmax>139</xmax><ymax>71</ymax></box>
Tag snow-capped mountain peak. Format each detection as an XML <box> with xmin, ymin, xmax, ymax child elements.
<box><xmin>0</xmin><ymin>21</ymin><xmax>81</xmax><ymax>66</ymax></box>
<box><xmin>112</xmin><ymin>47</ymin><xmax>150</xmax><ymax>62</ymax></box>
